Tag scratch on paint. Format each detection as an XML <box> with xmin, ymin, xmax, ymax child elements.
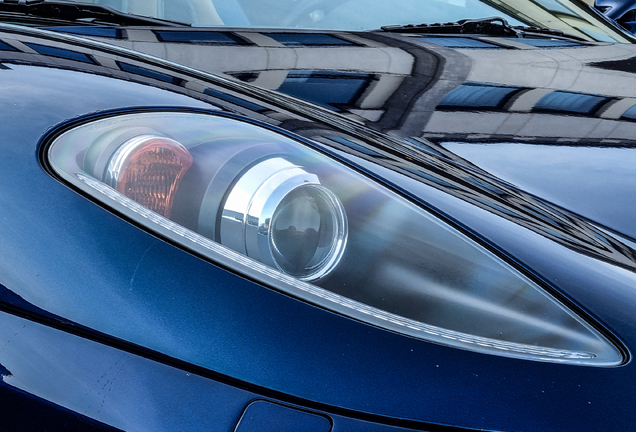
<box><xmin>130</xmin><ymin>244</ymin><xmax>153</xmax><ymax>290</ymax></box>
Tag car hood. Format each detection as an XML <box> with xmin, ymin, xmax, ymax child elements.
<box><xmin>65</xmin><ymin>27</ymin><xmax>636</xmax><ymax>243</ymax></box>
<box><xmin>3</xmin><ymin>24</ymin><xmax>636</xmax><ymax>431</ymax></box>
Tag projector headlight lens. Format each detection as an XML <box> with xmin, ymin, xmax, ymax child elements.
<box><xmin>221</xmin><ymin>157</ymin><xmax>347</xmax><ymax>281</ymax></box>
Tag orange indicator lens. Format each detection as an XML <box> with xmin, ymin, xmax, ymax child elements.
<box><xmin>106</xmin><ymin>135</ymin><xmax>193</xmax><ymax>218</ymax></box>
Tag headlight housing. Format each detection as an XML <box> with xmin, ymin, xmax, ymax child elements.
<box><xmin>47</xmin><ymin>110</ymin><xmax>624</xmax><ymax>366</ymax></box>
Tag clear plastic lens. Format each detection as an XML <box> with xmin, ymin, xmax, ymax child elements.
<box><xmin>219</xmin><ymin>156</ymin><xmax>347</xmax><ymax>281</ymax></box>
<box><xmin>47</xmin><ymin>112</ymin><xmax>624</xmax><ymax>365</ymax></box>
<box><xmin>270</xmin><ymin>183</ymin><xmax>346</xmax><ymax>279</ymax></box>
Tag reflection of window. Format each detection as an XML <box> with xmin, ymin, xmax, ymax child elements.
<box><xmin>620</xmin><ymin>104</ymin><xmax>636</xmax><ymax>121</ymax></box>
<box><xmin>531</xmin><ymin>0</ymin><xmax>575</xmax><ymax>15</ymax></box>
<box><xmin>534</xmin><ymin>91</ymin><xmax>610</xmax><ymax>115</ymax></box>
<box><xmin>326</xmin><ymin>136</ymin><xmax>384</xmax><ymax>157</ymax></box>
<box><xmin>262</xmin><ymin>33</ymin><xmax>356</xmax><ymax>47</ymax></box>
<box><xmin>24</xmin><ymin>43</ymin><xmax>94</xmax><ymax>64</ymax></box>
<box><xmin>505</xmin><ymin>38</ymin><xmax>583</xmax><ymax>48</ymax></box>
<box><xmin>419</xmin><ymin>37</ymin><xmax>507</xmax><ymax>49</ymax></box>
<box><xmin>577</xmin><ymin>28</ymin><xmax>619</xmax><ymax>43</ymax></box>
<box><xmin>0</xmin><ymin>41</ymin><xmax>16</xmax><ymax>51</ymax></box>
<box><xmin>437</xmin><ymin>83</ymin><xmax>523</xmax><ymax>110</ymax></box>
<box><xmin>154</xmin><ymin>31</ymin><xmax>248</xmax><ymax>44</ymax></box>
<box><xmin>44</xmin><ymin>27</ymin><xmax>123</xmax><ymax>39</ymax></box>
<box><xmin>463</xmin><ymin>175</ymin><xmax>506</xmax><ymax>196</ymax></box>
<box><xmin>402</xmin><ymin>167</ymin><xmax>457</xmax><ymax>189</ymax></box>
<box><xmin>118</xmin><ymin>62</ymin><xmax>183</xmax><ymax>85</ymax></box>
<box><xmin>204</xmin><ymin>88</ymin><xmax>268</xmax><ymax>112</ymax></box>
<box><xmin>277</xmin><ymin>70</ymin><xmax>374</xmax><ymax>111</ymax></box>
<box><xmin>405</xmin><ymin>138</ymin><xmax>448</xmax><ymax>159</ymax></box>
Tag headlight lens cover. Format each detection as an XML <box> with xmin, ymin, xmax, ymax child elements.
<box><xmin>47</xmin><ymin>111</ymin><xmax>623</xmax><ymax>366</ymax></box>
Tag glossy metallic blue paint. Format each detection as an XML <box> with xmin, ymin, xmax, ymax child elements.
<box><xmin>0</xmin><ymin>13</ymin><xmax>635</xmax><ymax>432</ymax></box>
<box><xmin>235</xmin><ymin>401</ymin><xmax>332</xmax><ymax>432</ymax></box>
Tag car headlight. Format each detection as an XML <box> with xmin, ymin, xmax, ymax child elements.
<box><xmin>46</xmin><ymin>110</ymin><xmax>623</xmax><ymax>366</ymax></box>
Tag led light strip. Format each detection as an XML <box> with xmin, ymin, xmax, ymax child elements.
<box><xmin>78</xmin><ymin>172</ymin><xmax>596</xmax><ymax>361</ymax></box>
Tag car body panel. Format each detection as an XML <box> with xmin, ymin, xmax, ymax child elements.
<box><xmin>1</xmin><ymin>21</ymin><xmax>636</xmax><ymax>431</ymax></box>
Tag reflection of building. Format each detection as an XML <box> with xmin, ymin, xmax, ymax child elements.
<box><xmin>2</xmin><ymin>24</ymin><xmax>635</xmax><ymax>272</ymax></box>
<box><xmin>400</xmin><ymin>35</ymin><xmax>636</xmax><ymax>145</ymax></box>
<box><xmin>69</xmin><ymin>26</ymin><xmax>636</xmax><ymax>145</ymax></box>
<box><xmin>70</xmin><ymin>28</ymin><xmax>421</xmax><ymax>125</ymax></box>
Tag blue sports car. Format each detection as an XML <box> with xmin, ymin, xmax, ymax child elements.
<box><xmin>1</xmin><ymin>0</ymin><xmax>636</xmax><ymax>431</ymax></box>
